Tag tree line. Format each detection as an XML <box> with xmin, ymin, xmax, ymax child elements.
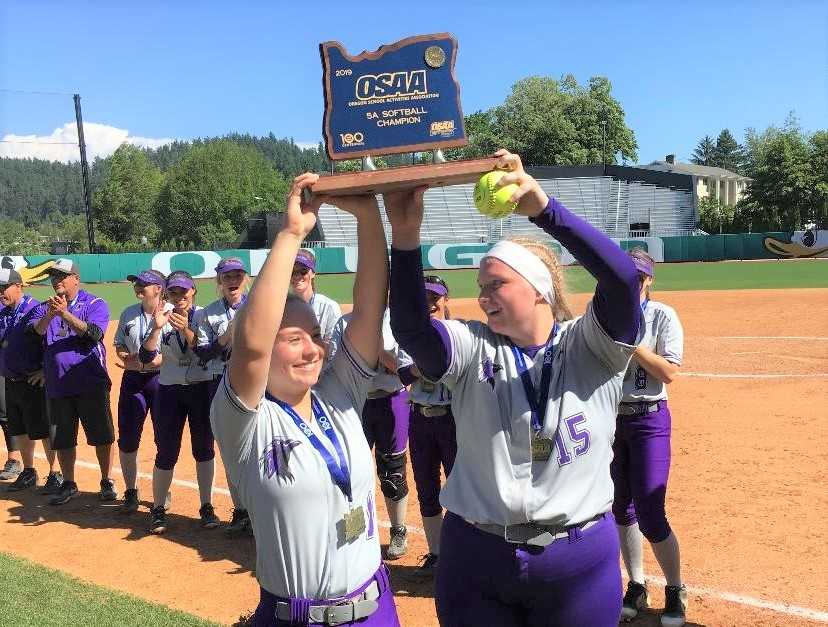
<box><xmin>692</xmin><ymin>115</ymin><xmax>827</xmax><ymax>233</ymax></box>
<box><xmin>1</xmin><ymin>75</ymin><xmax>825</xmax><ymax>253</ymax></box>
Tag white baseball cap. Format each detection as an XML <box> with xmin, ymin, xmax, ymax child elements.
<box><xmin>0</xmin><ymin>268</ymin><xmax>23</xmax><ymax>286</ymax></box>
<box><xmin>46</xmin><ymin>258</ymin><xmax>80</xmax><ymax>277</ymax></box>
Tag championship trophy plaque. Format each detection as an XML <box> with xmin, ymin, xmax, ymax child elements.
<box><xmin>310</xmin><ymin>33</ymin><xmax>497</xmax><ymax>196</ymax></box>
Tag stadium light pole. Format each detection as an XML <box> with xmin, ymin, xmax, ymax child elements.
<box><xmin>601</xmin><ymin>119</ymin><xmax>607</xmax><ymax>175</ymax></box>
<box><xmin>73</xmin><ymin>93</ymin><xmax>96</xmax><ymax>252</ymax></box>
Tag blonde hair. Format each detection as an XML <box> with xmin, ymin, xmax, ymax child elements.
<box><xmin>506</xmin><ymin>236</ymin><xmax>574</xmax><ymax>321</ymax></box>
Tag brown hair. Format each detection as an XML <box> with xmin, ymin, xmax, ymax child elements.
<box><xmin>505</xmin><ymin>236</ymin><xmax>574</xmax><ymax>321</ymax></box>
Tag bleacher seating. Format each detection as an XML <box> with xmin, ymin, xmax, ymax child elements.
<box><xmin>315</xmin><ymin>173</ymin><xmax>696</xmax><ymax>246</ymax></box>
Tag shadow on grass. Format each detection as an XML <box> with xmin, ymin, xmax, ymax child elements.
<box><xmin>0</xmin><ymin>486</ymin><xmax>256</xmax><ymax>577</ymax></box>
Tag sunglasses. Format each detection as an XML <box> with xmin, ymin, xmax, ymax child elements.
<box><xmin>292</xmin><ymin>267</ymin><xmax>311</xmax><ymax>277</ymax></box>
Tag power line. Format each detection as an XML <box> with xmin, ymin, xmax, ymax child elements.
<box><xmin>0</xmin><ymin>87</ymin><xmax>74</xmax><ymax>97</ymax></box>
<box><xmin>0</xmin><ymin>139</ymin><xmax>78</xmax><ymax>145</ymax></box>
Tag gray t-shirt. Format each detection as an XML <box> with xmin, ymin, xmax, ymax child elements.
<box><xmin>436</xmin><ymin>303</ymin><xmax>638</xmax><ymax>527</ymax></box>
<box><xmin>622</xmin><ymin>300</ymin><xmax>683</xmax><ymax>402</ymax></box>
<box><xmin>210</xmin><ymin>335</ymin><xmax>382</xmax><ymax>598</ymax></box>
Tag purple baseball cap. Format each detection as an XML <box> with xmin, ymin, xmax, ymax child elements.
<box><xmin>630</xmin><ymin>254</ymin><xmax>654</xmax><ymax>277</ymax></box>
<box><xmin>215</xmin><ymin>257</ymin><xmax>247</xmax><ymax>274</ymax></box>
<box><xmin>127</xmin><ymin>269</ymin><xmax>166</xmax><ymax>286</ymax></box>
<box><xmin>294</xmin><ymin>250</ymin><xmax>316</xmax><ymax>272</ymax></box>
<box><xmin>165</xmin><ymin>270</ymin><xmax>195</xmax><ymax>290</ymax></box>
<box><xmin>424</xmin><ymin>281</ymin><xmax>448</xmax><ymax>297</ymax></box>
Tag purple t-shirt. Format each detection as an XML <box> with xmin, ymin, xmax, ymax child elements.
<box><xmin>30</xmin><ymin>290</ymin><xmax>111</xmax><ymax>398</ymax></box>
<box><xmin>0</xmin><ymin>294</ymin><xmax>43</xmax><ymax>379</ymax></box>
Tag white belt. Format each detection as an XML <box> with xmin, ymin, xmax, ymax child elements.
<box><xmin>274</xmin><ymin>581</ymin><xmax>380</xmax><ymax>625</ymax></box>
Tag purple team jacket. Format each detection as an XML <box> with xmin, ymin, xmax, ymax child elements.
<box><xmin>30</xmin><ymin>289</ymin><xmax>111</xmax><ymax>399</ymax></box>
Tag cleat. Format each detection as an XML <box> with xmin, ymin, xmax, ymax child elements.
<box><xmin>225</xmin><ymin>508</ymin><xmax>252</xmax><ymax>537</ymax></box>
<box><xmin>99</xmin><ymin>478</ymin><xmax>117</xmax><ymax>502</ymax></box>
<box><xmin>6</xmin><ymin>467</ymin><xmax>37</xmax><ymax>492</ymax></box>
<box><xmin>49</xmin><ymin>481</ymin><xmax>78</xmax><ymax>506</ymax></box>
<box><xmin>385</xmin><ymin>525</ymin><xmax>408</xmax><ymax>560</ymax></box>
<box><xmin>199</xmin><ymin>503</ymin><xmax>220</xmax><ymax>529</ymax></box>
<box><xmin>621</xmin><ymin>580</ymin><xmax>649</xmax><ymax>621</ymax></box>
<box><xmin>121</xmin><ymin>488</ymin><xmax>140</xmax><ymax>513</ymax></box>
<box><xmin>150</xmin><ymin>506</ymin><xmax>167</xmax><ymax>534</ymax></box>
<box><xmin>0</xmin><ymin>459</ymin><xmax>23</xmax><ymax>480</ymax></box>
<box><xmin>661</xmin><ymin>584</ymin><xmax>687</xmax><ymax>627</ymax></box>
<box><xmin>40</xmin><ymin>472</ymin><xmax>64</xmax><ymax>495</ymax></box>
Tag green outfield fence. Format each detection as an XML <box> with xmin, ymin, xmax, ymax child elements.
<box><xmin>2</xmin><ymin>232</ymin><xmax>825</xmax><ymax>283</ymax></box>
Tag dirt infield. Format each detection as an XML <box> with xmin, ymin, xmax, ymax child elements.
<box><xmin>2</xmin><ymin>288</ymin><xmax>827</xmax><ymax>626</ymax></box>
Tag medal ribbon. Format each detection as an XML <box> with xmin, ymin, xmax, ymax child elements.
<box><xmin>267</xmin><ymin>392</ymin><xmax>352</xmax><ymax>502</ymax></box>
<box><xmin>510</xmin><ymin>324</ymin><xmax>558</xmax><ymax>433</ymax></box>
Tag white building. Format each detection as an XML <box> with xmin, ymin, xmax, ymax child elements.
<box><xmin>642</xmin><ymin>155</ymin><xmax>751</xmax><ymax>206</ymax></box>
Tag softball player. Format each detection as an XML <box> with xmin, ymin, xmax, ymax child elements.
<box><xmin>387</xmin><ymin>150</ymin><xmax>641</xmax><ymax>626</ymax></box>
<box><xmin>210</xmin><ymin>173</ymin><xmax>400</xmax><ymax>626</ymax></box>
<box><xmin>612</xmin><ymin>248</ymin><xmax>687</xmax><ymax>626</ymax></box>
<box><xmin>114</xmin><ymin>270</ymin><xmax>165</xmax><ymax>513</ymax></box>
<box><xmin>140</xmin><ymin>270</ymin><xmax>219</xmax><ymax>533</ymax></box>
<box><xmin>407</xmin><ymin>275</ymin><xmax>457</xmax><ymax>575</ymax></box>
<box><xmin>195</xmin><ymin>257</ymin><xmax>251</xmax><ymax>535</ymax></box>
<box><xmin>290</xmin><ymin>249</ymin><xmax>342</xmax><ymax>347</ymax></box>
<box><xmin>329</xmin><ymin>309</ymin><xmax>414</xmax><ymax>560</ymax></box>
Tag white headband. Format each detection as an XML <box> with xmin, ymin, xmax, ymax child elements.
<box><xmin>482</xmin><ymin>240</ymin><xmax>555</xmax><ymax>304</ymax></box>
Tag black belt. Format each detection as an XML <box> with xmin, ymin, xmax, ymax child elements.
<box><xmin>617</xmin><ymin>401</ymin><xmax>662</xmax><ymax>416</ymax></box>
<box><xmin>411</xmin><ymin>402</ymin><xmax>449</xmax><ymax>417</ymax></box>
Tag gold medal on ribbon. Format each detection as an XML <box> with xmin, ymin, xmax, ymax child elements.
<box><xmin>531</xmin><ymin>435</ymin><xmax>553</xmax><ymax>462</ymax></box>
<box><xmin>343</xmin><ymin>506</ymin><xmax>366</xmax><ymax>542</ymax></box>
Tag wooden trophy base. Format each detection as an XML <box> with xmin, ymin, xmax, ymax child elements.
<box><xmin>310</xmin><ymin>156</ymin><xmax>498</xmax><ymax>197</ymax></box>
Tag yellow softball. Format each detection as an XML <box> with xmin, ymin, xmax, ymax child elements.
<box><xmin>474</xmin><ymin>170</ymin><xmax>519</xmax><ymax>219</ymax></box>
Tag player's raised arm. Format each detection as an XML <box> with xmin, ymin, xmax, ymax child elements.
<box><xmin>333</xmin><ymin>195</ymin><xmax>387</xmax><ymax>369</ymax></box>
<box><xmin>385</xmin><ymin>187</ymin><xmax>451</xmax><ymax>382</ymax></box>
<box><xmin>493</xmin><ymin>149</ymin><xmax>640</xmax><ymax>344</ymax></box>
<box><xmin>229</xmin><ymin>174</ymin><xmax>323</xmax><ymax>409</ymax></box>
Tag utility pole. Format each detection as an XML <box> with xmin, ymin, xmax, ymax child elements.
<box><xmin>73</xmin><ymin>94</ymin><xmax>96</xmax><ymax>252</ymax></box>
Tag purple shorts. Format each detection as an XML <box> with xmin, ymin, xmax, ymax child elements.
<box><xmin>361</xmin><ymin>389</ymin><xmax>409</xmax><ymax>456</ymax></box>
<box><xmin>436</xmin><ymin>512</ymin><xmax>621</xmax><ymax>626</ymax></box>
<box><xmin>117</xmin><ymin>370</ymin><xmax>159</xmax><ymax>454</ymax></box>
<box><xmin>153</xmin><ymin>381</ymin><xmax>215</xmax><ymax>471</ymax></box>
<box><xmin>409</xmin><ymin>403</ymin><xmax>457</xmax><ymax>518</ymax></box>
<box><xmin>610</xmin><ymin>400</ymin><xmax>673</xmax><ymax>543</ymax></box>
<box><xmin>253</xmin><ymin>564</ymin><xmax>400</xmax><ymax>627</ymax></box>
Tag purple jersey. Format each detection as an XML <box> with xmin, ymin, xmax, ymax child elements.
<box><xmin>31</xmin><ymin>290</ymin><xmax>111</xmax><ymax>398</ymax></box>
<box><xmin>0</xmin><ymin>294</ymin><xmax>43</xmax><ymax>378</ymax></box>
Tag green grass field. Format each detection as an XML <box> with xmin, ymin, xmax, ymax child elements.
<box><xmin>25</xmin><ymin>259</ymin><xmax>827</xmax><ymax>314</ymax></box>
<box><xmin>0</xmin><ymin>552</ymin><xmax>222</xmax><ymax>627</ymax></box>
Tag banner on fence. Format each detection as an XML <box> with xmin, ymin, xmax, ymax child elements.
<box><xmin>1</xmin><ymin>232</ymin><xmax>823</xmax><ymax>283</ymax></box>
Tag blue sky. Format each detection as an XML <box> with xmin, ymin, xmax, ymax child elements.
<box><xmin>1</xmin><ymin>0</ymin><xmax>826</xmax><ymax>164</ymax></box>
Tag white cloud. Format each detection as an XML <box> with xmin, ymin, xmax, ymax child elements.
<box><xmin>0</xmin><ymin>122</ymin><xmax>175</xmax><ymax>163</ymax></box>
